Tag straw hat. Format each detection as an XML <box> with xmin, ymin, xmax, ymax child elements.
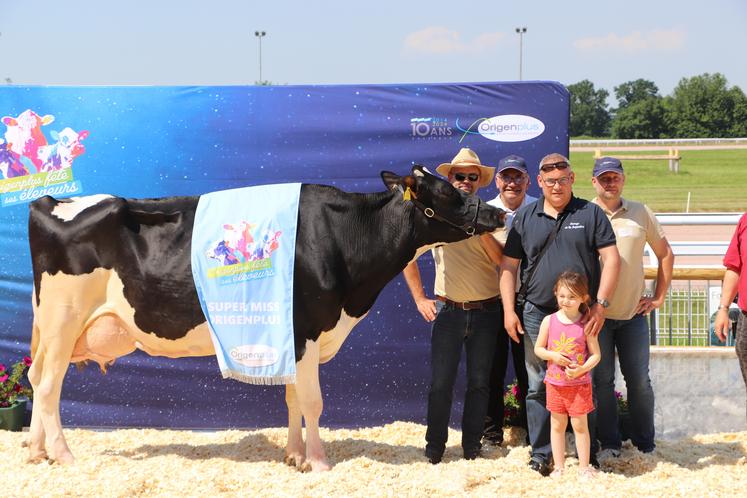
<box><xmin>435</xmin><ymin>148</ymin><xmax>495</xmax><ymax>188</ymax></box>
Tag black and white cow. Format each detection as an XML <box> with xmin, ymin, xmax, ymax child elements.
<box><xmin>26</xmin><ymin>166</ymin><xmax>504</xmax><ymax>471</ymax></box>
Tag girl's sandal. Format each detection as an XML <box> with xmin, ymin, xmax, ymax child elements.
<box><xmin>550</xmin><ymin>468</ymin><xmax>565</xmax><ymax>479</ymax></box>
<box><xmin>578</xmin><ymin>467</ymin><xmax>599</xmax><ymax>480</ymax></box>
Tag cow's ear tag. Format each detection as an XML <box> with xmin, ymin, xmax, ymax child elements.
<box><xmin>402</xmin><ymin>175</ymin><xmax>417</xmax><ymax>201</ymax></box>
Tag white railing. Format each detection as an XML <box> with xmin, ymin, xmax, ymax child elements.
<box><xmin>655</xmin><ymin>213</ymin><xmax>742</xmax><ymax>225</ymax></box>
<box><xmin>571</xmin><ymin>138</ymin><xmax>747</xmax><ymax>146</ymax></box>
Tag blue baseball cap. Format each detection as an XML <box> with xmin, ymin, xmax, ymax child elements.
<box><xmin>497</xmin><ymin>154</ymin><xmax>528</xmax><ymax>174</ymax></box>
<box><xmin>593</xmin><ymin>157</ymin><xmax>624</xmax><ymax>177</ymax></box>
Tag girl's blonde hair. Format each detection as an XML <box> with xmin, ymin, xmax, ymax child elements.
<box><xmin>554</xmin><ymin>271</ymin><xmax>591</xmax><ymax>313</ymax></box>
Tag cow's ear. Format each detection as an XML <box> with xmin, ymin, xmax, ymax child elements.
<box><xmin>380</xmin><ymin>171</ymin><xmax>402</xmax><ymax>192</ymax></box>
<box><xmin>79</xmin><ymin>130</ymin><xmax>90</xmax><ymax>140</ymax></box>
<box><xmin>41</xmin><ymin>115</ymin><xmax>55</xmax><ymax>126</ymax></box>
<box><xmin>411</xmin><ymin>164</ymin><xmax>433</xmax><ymax>178</ymax></box>
<box><xmin>2</xmin><ymin>117</ymin><xmax>16</xmax><ymax>126</ymax></box>
<box><xmin>50</xmin><ymin>130</ymin><xmax>59</xmax><ymax>142</ymax></box>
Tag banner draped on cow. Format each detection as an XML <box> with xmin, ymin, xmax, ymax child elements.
<box><xmin>0</xmin><ymin>82</ymin><xmax>569</xmax><ymax>428</ymax></box>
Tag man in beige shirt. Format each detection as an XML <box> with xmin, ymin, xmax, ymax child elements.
<box><xmin>403</xmin><ymin>148</ymin><xmax>502</xmax><ymax>464</ymax></box>
<box><xmin>590</xmin><ymin>157</ymin><xmax>674</xmax><ymax>459</ymax></box>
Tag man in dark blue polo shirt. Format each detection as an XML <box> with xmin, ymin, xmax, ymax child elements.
<box><xmin>499</xmin><ymin>153</ymin><xmax>620</xmax><ymax>476</ymax></box>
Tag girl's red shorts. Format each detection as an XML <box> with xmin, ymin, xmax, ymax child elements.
<box><xmin>545</xmin><ymin>382</ymin><xmax>594</xmax><ymax>417</ymax></box>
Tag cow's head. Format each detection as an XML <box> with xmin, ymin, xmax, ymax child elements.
<box><xmin>381</xmin><ymin>165</ymin><xmax>505</xmax><ymax>244</ymax></box>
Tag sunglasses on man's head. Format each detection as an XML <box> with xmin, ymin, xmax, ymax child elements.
<box><xmin>540</xmin><ymin>161</ymin><xmax>569</xmax><ymax>172</ymax></box>
<box><xmin>454</xmin><ymin>172</ymin><xmax>480</xmax><ymax>182</ymax></box>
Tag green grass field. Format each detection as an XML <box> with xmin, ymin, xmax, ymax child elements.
<box><xmin>568</xmin><ymin>149</ymin><xmax>747</xmax><ymax>212</ymax></box>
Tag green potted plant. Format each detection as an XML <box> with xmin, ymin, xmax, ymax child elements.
<box><xmin>0</xmin><ymin>356</ymin><xmax>33</xmax><ymax>431</ymax></box>
<box><xmin>503</xmin><ymin>381</ymin><xmax>523</xmax><ymax>427</ymax></box>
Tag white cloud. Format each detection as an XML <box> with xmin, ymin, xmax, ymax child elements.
<box><xmin>403</xmin><ymin>27</ymin><xmax>504</xmax><ymax>55</ymax></box>
<box><xmin>573</xmin><ymin>28</ymin><xmax>686</xmax><ymax>54</ymax></box>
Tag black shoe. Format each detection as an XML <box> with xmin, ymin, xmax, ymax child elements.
<box><xmin>482</xmin><ymin>430</ymin><xmax>503</xmax><ymax>445</ymax></box>
<box><xmin>528</xmin><ymin>458</ymin><xmax>551</xmax><ymax>476</ymax></box>
<box><xmin>590</xmin><ymin>454</ymin><xmax>600</xmax><ymax>469</ymax></box>
<box><xmin>464</xmin><ymin>448</ymin><xmax>481</xmax><ymax>460</ymax></box>
<box><xmin>424</xmin><ymin>449</ymin><xmax>442</xmax><ymax>465</ymax></box>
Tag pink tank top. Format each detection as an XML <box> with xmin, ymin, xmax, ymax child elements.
<box><xmin>544</xmin><ymin>313</ymin><xmax>591</xmax><ymax>386</ymax></box>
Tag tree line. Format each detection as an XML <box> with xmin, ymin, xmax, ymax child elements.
<box><xmin>568</xmin><ymin>73</ymin><xmax>747</xmax><ymax>138</ymax></box>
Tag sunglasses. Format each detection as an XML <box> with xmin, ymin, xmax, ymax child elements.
<box><xmin>540</xmin><ymin>161</ymin><xmax>569</xmax><ymax>172</ymax></box>
<box><xmin>454</xmin><ymin>172</ymin><xmax>480</xmax><ymax>182</ymax></box>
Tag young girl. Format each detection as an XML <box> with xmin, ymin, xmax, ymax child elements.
<box><xmin>535</xmin><ymin>271</ymin><xmax>601</xmax><ymax>479</ymax></box>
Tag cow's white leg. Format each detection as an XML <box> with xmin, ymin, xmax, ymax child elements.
<box><xmin>32</xmin><ymin>313</ymin><xmax>78</xmax><ymax>465</ymax></box>
<box><xmin>284</xmin><ymin>384</ymin><xmax>305</xmax><ymax>468</ymax></box>
<box><xmin>25</xmin><ymin>344</ymin><xmax>48</xmax><ymax>463</ymax></box>
<box><xmin>295</xmin><ymin>339</ymin><xmax>330</xmax><ymax>472</ymax></box>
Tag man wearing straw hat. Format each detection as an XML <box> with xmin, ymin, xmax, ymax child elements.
<box><xmin>403</xmin><ymin>147</ymin><xmax>503</xmax><ymax>464</ymax></box>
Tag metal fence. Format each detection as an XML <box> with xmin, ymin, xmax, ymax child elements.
<box><xmin>643</xmin><ymin>213</ymin><xmax>739</xmax><ymax>347</ymax></box>
<box><xmin>647</xmin><ymin>274</ymin><xmax>736</xmax><ymax>347</ymax></box>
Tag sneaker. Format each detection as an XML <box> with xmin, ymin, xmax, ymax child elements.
<box><xmin>597</xmin><ymin>448</ymin><xmax>621</xmax><ymax>462</ymax></box>
<box><xmin>577</xmin><ymin>467</ymin><xmax>599</xmax><ymax>481</ymax></box>
<box><xmin>528</xmin><ymin>458</ymin><xmax>551</xmax><ymax>476</ymax></box>
<box><xmin>550</xmin><ymin>468</ymin><xmax>565</xmax><ymax>479</ymax></box>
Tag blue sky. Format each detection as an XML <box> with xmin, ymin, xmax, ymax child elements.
<box><xmin>1</xmin><ymin>0</ymin><xmax>745</xmax><ymax>101</ymax></box>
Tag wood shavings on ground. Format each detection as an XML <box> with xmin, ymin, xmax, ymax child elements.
<box><xmin>2</xmin><ymin>422</ymin><xmax>746</xmax><ymax>497</ymax></box>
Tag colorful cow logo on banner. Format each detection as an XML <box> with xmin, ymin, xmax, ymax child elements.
<box><xmin>0</xmin><ymin>109</ymin><xmax>88</xmax><ymax>207</ymax></box>
<box><xmin>204</xmin><ymin>220</ymin><xmax>283</xmax><ymax>284</ymax></box>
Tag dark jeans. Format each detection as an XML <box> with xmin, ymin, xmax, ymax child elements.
<box><xmin>522</xmin><ymin>301</ymin><xmax>598</xmax><ymax>464</ymax></box>
<box><xmin>425</xmin><ymin>299</ymin><xmax>499</xmax><ymax>457</ymax></box>
<box><xmin>593</xmin><ymin>314</ymin><xmax>655</xmax><ymax>452</ymax></box>
<box><xmin>486</xmin><ymin>303</ymin><xmax>528</xmax><ymax>433</ymax></box>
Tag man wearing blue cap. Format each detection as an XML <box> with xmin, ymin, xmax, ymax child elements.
<box><xmin>590</xmin><ymin>157</ymin><xmax>674</xmax><ymax>460</ymax></box>
<box><xmin>482</xmin><ymin>155</ymin><xmax>536</xmax><ymax>445</ymax></box>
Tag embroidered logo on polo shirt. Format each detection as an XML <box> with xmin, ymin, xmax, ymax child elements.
<box><xmin>564</xmin><ymin>222</ymin><xmax>585</xmax><ymax>230</ymax></box>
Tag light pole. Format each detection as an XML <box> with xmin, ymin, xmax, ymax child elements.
<box><xmin>254</xmin><ymin>30</ymin><xmax>266</xmax><ymax>84</ymax></box>
<box><xmin>515</xmin><ymin>27</ymin><xmax>527</xmax><ymax>81</ymax></box>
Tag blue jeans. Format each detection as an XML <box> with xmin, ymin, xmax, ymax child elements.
<box><xmin>523</xmin><ymin>302</ymin><xmax>598</xmax><ymax>463</ymax></box>
<box><xmin>593</xmin><ymin>314</ymin><xmax>655</xmax><ymax>452</ymax></box>
<box><xmin>425</xmin><ymin>300</ymin><xmax>499</xmax><ymax>457</ymax></box>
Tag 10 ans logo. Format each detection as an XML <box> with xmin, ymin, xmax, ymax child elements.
<box><xmin>410</xmin><ymin>117</ymin><xmax>453</xmax><ymax>139</ymax></box>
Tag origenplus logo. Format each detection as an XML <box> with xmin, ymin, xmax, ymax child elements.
<box><xmin>230</xmin><ymin>344</ymin><xmax>279</xmax><ymax>367</ymax></box>
<box><xmin>457</xmin><ymin>115</ymin><xmax>545</xmax><ymax>143</ymax></box>
<box><xmin>410</xmin><ymin>117</ymin><xmax>453</xmax><ymax>139</ymax></box>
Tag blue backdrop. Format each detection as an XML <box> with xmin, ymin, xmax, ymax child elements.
<box><xmin>0</xmin><ymin>82</ymin><xmax>569</xmax><ymax>428</ymax></box>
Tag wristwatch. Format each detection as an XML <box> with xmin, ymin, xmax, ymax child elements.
<box><xmin>596</xmin><ymin>298</ymin><xmax>610</xmax><ymax>308</ymax></box>
<box><xmin>717</xmin><ymin>304</ymin><xmax>730</xmax><ymax>311</ymax></box>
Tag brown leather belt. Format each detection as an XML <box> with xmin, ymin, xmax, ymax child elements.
<box><xmin>437</xmin><ymin>295</ymin><xmax>500</xmax><ymax>310</ymax></box>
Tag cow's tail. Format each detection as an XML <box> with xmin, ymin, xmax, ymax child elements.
<box><xmin>30</xmin><ymin>285</ymin><xmax>40</xmax><ymax>358</ymax></box>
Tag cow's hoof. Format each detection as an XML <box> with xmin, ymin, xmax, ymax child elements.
<box><xmin>21</xmin><ymin>439</ymin><xmax>30</xmax><ymax>448</ymax></box>
<box><xmin>300</xmin><ymin>458</ymin><xmax>332</xmax><ymax>472</ymax></box>
<box><xmin>284</xmin><ymin>453</ymin><xmax>304</xmax><ymax>468</ymax></box>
